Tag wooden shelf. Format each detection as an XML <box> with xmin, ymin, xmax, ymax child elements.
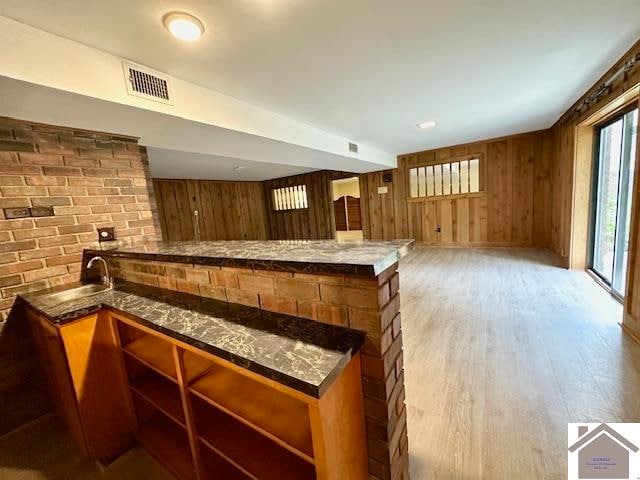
<box><xmin>189</xmin><ymin>364</ymin><xmax>314</xmax><ymax>462</ymax></box>
<box><xmin>122</xmin><ymin>334</ymin><xmax>211</xmax><ymax>383</ymax></box>
<box><xmin>200</xmin><ymin>443</ymin><xmax>252</xmax><ymax>480</ymax></box>
<box><xmin>193</xmin><ymin>397</ymin><xmax>316</xmax><ymax>480</ymax></box>
<box><xmin>130</xmin><ymin>371</ymin><xmax>185</xmax><ymax>427</ymax></box>
<box><xmin>136</xmin><ymin>415</ymin><xmax>194</xmax><ymax>480</ymax></box>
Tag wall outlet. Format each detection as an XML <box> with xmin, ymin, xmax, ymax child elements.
<box><xmin>377</xmin><ymin>186</ymin><xmax>389</xmax><ymax>194</ymax></box>
<box><xmin>97</xmin><ymin>227</ymin><xmax>116</xmax><ymax>242</ymax></box>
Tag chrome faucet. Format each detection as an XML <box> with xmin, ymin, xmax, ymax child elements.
<box><xmin>87</xmin><ymin>256</ymin><xmax>114</xmax><ymax>289</ymax></box>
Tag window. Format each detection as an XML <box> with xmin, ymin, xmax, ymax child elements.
<box><xmin>272</xmin><ymin>185</ymin><xmax>308</xmax><ymax>211</ymax></box>
<box><xmin>409</xmin><ymin>158</ymin><xmax>481</xmax><ymax>198</ymax></box>
<box><xmin>590</xmin><ymin>107</ymin><xmax>638</xmax><ymax>297</ymax></box>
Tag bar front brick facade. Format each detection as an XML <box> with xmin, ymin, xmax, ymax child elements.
<box><xmin>106</xmin><ymin>256</ymin><xmax>410</xmax><ymax>480</ymax></box>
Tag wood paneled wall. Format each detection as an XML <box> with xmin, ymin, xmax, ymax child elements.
<box><xmin>153</xmin><ymin>179</ymin><xmax>268</xmax><ymax>241</ymax></box>
<box><xmin>360</xmin><ymin>131</ymin><xmax>553</xmax><ymax>246</ymax></box>
<box><xmin>549</xmin><ymin>39</ymin><xmax>640</xmax><ymax>267</ymax></box>
<box><xmin>263</xmin><ymin>171</ymin><xmax>337</xmax><ymax>240</ymax></box>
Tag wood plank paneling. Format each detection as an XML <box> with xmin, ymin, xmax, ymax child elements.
<box><xmin>153</xmin><ymin>179</ymin><xmax>268</xmax><ymax>241</ymax></box>
<box><xmin>360</xmin><ymin>130</ymin><xmax>552</xmax><ymax>247</ymax></box>
<box><xmin>264</xmin><ymin>171</ymin><xmax>340</xmax><ymax>240</ymax></box>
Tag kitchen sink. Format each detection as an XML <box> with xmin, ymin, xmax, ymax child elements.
<box><xmin>38</xmin><ymin>283</ymin><xmax>110</xmax><ymax>308</ymax></box>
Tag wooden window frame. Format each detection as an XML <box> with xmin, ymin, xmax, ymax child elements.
<box><xmin>406</xmin><ymin>153</ymin><xmax>486</xmax><ymax>201</ymax></box>
<box><xmin>271</xmin><ymin>184</ymin><xmax>309</xmax><ymax>212</ymax></box>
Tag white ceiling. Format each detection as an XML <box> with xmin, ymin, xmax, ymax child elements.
<box><xmin>148</xmin><ymin>147</ymin><xmax>316</xmax><ymax>180</ymax></box>
<box><xmin>1</xmin><ymin>0</ymin><xmax>639</xmax><ymax>160</ymax></box>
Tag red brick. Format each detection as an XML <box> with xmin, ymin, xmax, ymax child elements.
<box><xmin>34</xmin><ymin>216</ymin><xmax>75</xmax><ymax>227</ymax></box>
<box><xmin>42</xmin><ymin>166</ymin><xmax>82</xmax><ymax>176</ymax></box>
<box><xmin>13</xmin><ymin>227</ymin><xmax>57</xmax><ymax>240</ymax></box>
<box><xmin>72</xmin><ymin>196</ymin><xmax>106</xmax><ymax>205</ymax></box>
<box><xmin>237</xmin><ymin>273</ymin><xmax>275</xmax><ymax>293</ymax></box>
<box><xmin>0</xmin><ymin>165</ymin><xmax>40</xmax><ymax>175</ymax></box>
<box><xmin>45</xmin><ymin>254</ymin><xmax>82</xmax><ymax>267</ymax></box>
<box><xmin>259</xmin><ymin>293</ymin><xmax>297</xmax><ymax>315</ymax></box>
<box><xmin>297</xmin><ymin>301</ymin><xmax>349</xmax><ymax>326</ymax></box>
<box><xmin>2</xmin><ymin>186</ymin><xmax>49</xmax><ymax>197</ymax></box>
<box><xmin>320</xmin><ymin>284</ymin><xmax>380</xmax><ymax>308</ymax></box>
<box><xmin>57</xmin><ymin>224</ymin><xmax>94</xmax><ymax>235</ymax></box>
<box><xmin>0</xmin><ymin>219</ymin><xmax>34</xmax><ymax>231</ymax></box>
<box><xmin>199</xmin><ymin>284</ymin><xmax>227</xmax><ymax>301</ymax></box>
<box><xmin>91</xmin><ymin>205</ymin><xmax>123</xmax><ymax>214</ymax></box>
<box><xmin>0</xmin><ymin>197</ymin><xmax>30</xmax><ymax>209</ymax></box>
<box><xmin>18</xmin><ymin>153</ymin><xmax>63</xmax><ymax>165</ymax></box>
<box><xmin>48</xmin><ymin>186</ymin><xmax>87</xmax><ymax>196</ymax></box>
<box><xmin>0</xmin><ymin>240</ymin><xmax>36</xmax><ymax>253</ymax></box>
<box><xmin>107</xmin><ymin>195</ymin><xmax>136</xmax><ymax>204</ymax></box>
<box><xmin>0</xmin><ymin>176</ymin><xmax>24</xmax><ymax>186</ymax></box>
<box><xmin>25</xmin><ymin>176</ymin><xmax>66</xmax><ymax>186</ymax></box>
<box><xmin>38</xmin><ymin>234</ymin><xmax>78</xmax><ymax>247</ymax></box>
<box><xmin>53</xmin><ymin>205</ymin><xmax>91</xmax><ymax>215</ymax></box>
<box><xmin>275</xmin><ymin>278</ymin><xmax>320</xmax><ymax>300</ymax></box>
<box><xmin>63</xmin><ymin>156</ymin><xmax>100</xmax><ymax>167</ymax></box>
<box><xmin>83</xmin><ymin>167</ymin><xmax>116</xmax><ymax>177</ymax></box>
<box><xmin>0</xmin><ymin>259</ymin><xmax>43</xmax><ymax>276</ymax></box>
<box><xmin>226</xmin><ymin>288</ymin><xmax>259</xmax><ymax>307</ymax></box>
<box><xmin>68</xmin><ymin>177</ymin><xmax>103</xmax><ymax>187</ymax></box>
<box><xmin>23</xmin><ymin>265</ymin><xmax>68</xmax><ymax>282</ymax></box>
<box><xmin>87</xmin><ymin>187</ymin><xmax>119</xmax><ymax>196</ymax></box>
<box><xmin>19</xmin><ymin>247</ymin><xmax>62</xmax><ymax>260</ymax></box>
<box><xmin>31</xmin><ymin>197</ymin><xmax>71</xmax><ymax>207</ymax></box>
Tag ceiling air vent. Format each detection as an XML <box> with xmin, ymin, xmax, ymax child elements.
<box><xmin>348</xmin><ymin>142</ymin><xmax>358</xmax><ymax>153</ymax></box>
<box><xmin>122</xmin><ymin>61</ymin><xmax>173</xmax><ymax>105</ymax></box>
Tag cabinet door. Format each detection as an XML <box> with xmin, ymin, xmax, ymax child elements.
<box><xmin>59</xmin><ymin>311</ymin><xmax>136</xmax><ymax>460</ymax></box>
<box><xmin>27</xmin><ymin>311</ymin><xmax>88</xmax><ymax>455</ymax></box>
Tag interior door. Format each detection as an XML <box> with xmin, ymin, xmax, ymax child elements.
<box><xmin>590</xmin><ymin>107</ymin><xmax>639</xmax><ymax>297</ymax></box>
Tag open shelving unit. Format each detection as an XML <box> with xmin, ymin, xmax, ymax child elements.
<box><xmin>116</xmin><ymin>318</ymin><xmax>319</xmax><ymax>480</ymax></box>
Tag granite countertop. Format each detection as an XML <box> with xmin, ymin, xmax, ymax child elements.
<box><xmin>87</xmin><ymin>239</ymin><xmax>415</xmax><ymax>276</ymax></box>
<box><xmin>19</xmin><ymin>281</ymin><xmax>365</xmax><ymax>398</ymax></box>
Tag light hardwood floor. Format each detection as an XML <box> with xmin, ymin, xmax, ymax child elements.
<box><xmin>2</xmin><ymin>247</ymin><xmax>639</xmax><ymax>480</ymax></box>
<box><xmin>401</xmin><ymin>247</ymin><xmax>640</xmax><ymax>479</ymax></box>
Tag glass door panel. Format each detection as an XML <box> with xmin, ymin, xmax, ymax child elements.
<box><xmin>591</xmin><ymin>108</ymin><xmax>638</xmax><ymax>297</ymax></box>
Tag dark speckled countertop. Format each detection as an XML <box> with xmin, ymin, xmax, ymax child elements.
<box><xmin>19</xmin><ymin>281</ymin><xmax>364</xmax><ymax>398</ymax></box>
<box><xmin>86</xmin><ymin>239</ymin><xmax>415</xmax><ymax>276</ymax></box>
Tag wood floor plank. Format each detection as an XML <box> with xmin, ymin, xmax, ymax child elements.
<box><xmin>401</xmin><ymin>247</ymin><xmax>636</xmax><ymax>480</ymax></box>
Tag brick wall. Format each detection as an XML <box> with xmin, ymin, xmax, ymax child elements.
<box><xmin>0</xmin><ymin>116</ymin><xmax>161</xmax><ymax>322</ymax></box>
<box><xmin>107</xmin><ymin>256</ymin><xmax>410</xmax><ymax>480</ymax></box>
<box><xmin>0</xmin><ymin>116</ymin><xmax>161</xmax><ymax>435</ymax></box>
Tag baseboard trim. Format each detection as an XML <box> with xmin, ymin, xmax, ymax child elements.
<box><xmin>620</xmin><ymin>321</ymin><xmax>640</xmax><ymax>345</ymax></box>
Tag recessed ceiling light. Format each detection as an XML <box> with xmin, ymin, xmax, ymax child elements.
<box><xmin>163</xmin><ymin>12</ymin><xmax>204</xmax><ymax>42</ymax></box>
<box><xmin>417</xmin><ymin>120</ymin><xmax>437</xmax><ymax>129</ymax></box>
<box><xmin>233</xmin><ymin>166</ymin><xmax>246</xmax><ymax>171</ymax></box>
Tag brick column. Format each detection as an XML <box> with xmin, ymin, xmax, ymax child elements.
<box><xmin>106</xmin><ymin>257</ymin><xmax>410</xmax><ymax>479</ymax></box>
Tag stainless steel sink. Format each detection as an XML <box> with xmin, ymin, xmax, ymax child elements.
<box><xmin>38</xmin><ymin>283</ymin><xmax>110</xmax><ymax>307</ymax></box>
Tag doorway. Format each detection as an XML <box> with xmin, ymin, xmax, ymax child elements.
<box><xmin>589</xmin><ymin>107</ymin><xmax>639</xmax><ymax>298</ymax></box>
<box><xmin>331</xmin><ymin>177</ymin><xmax>363</xmax><ymax>241</ymax></box>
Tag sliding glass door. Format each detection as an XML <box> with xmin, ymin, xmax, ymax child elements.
<box><xmin>590</xmin><ymin>107</ymin><xmax>638</xmax><ymax>297</ymax></box>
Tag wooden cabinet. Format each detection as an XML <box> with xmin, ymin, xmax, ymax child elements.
<box><xmin>27</xmin><ymin>305</ymin><xmax>368</xmax><ymax>479</ymax></box>
<box><xmin>26</xmin><ymin>308</ymin><xmax>136</xmax><ymax>461</ymax></box>
<box><xmin>113</xmin><ymin>312</ymin><xmax>368</xmax><ymax>480</ymax></box>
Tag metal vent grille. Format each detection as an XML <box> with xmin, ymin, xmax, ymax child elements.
<box><xmin>128</xmin><ymin>68</ymin><xmax>169</xmax><ymax>100</ymax></box>
<box><xmin>122</xmin><ymin>61</ymin><xmax>173</xmax><ymax>104</ymax></box>
<box><xmin>349</xmin><ymin>142</ymin><xmax>358</xmax><ymax>153</ymax></box>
